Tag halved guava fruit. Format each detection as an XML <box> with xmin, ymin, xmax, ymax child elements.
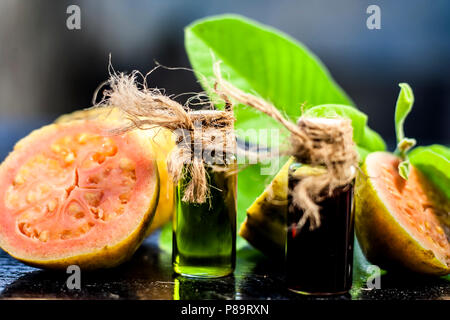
<box><xmin>55</xmin><ymin>107</ymin><xmax>175</xmax><ymax>236</ymax></box>
<box><xmin>355</xmin><ymin>152</ymin><xmax>449</xmax><ymax>275</ymax></box>
<box><xmin>0</xmin><ymin>120</ymin><xmax>159</xmax><ymax>269</ymax></box>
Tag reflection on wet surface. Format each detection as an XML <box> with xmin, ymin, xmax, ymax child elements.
<box><xmin>174</xmin><ymin>276</ymin><xmax>236</xmax><ymax>300</ymax></box>
<box><xmin>0</xmin><ymin>234</ymin><xmax>448</xmax><ymax>300</ymax></box>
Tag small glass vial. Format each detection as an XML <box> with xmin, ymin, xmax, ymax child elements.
<box><xmin>172</xmin><ymin>161</ymin><xmax>237</xmax><ymax>278</ymax></box>
<box><xmin>172</xmin><ymin>109</ymin><xmax>237</xmax><ymax>278</ymax></box>
<box><xmin>285</xmin><ymin>161</ymin><xmax>355</xmax><ymax>295</ymax></box>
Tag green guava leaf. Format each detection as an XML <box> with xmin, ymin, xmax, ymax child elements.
<box><xmin>359</xmin><ymin>126</ymin><xmax>387</xmax><ymax>153</ymax></box>
<box><xmin>184</xmin><ymin>14</ymin><xmax>386</xmax><ymax>250</ymax></box>
<box><xmin>398</xmin><ymin>160</ymin><xmax>411</xmax><ymax>180</ymax></box>
<box><xmin>394</xmin><ymin>83</ymin><xmax>416</xmax><ymax>154</ymax></box>
<box><xmin>304</xmin><ymin>104</ymin><xmax>367</xmax><ymax>144</ymax></box>
<box><xmin>393</xmin><ymin>83</ymin><xmax>417</xmax><ymax>179</ymax></box>
<box><xmin>394</xmin><ymin>83</ymin><xmax>414</xmax><ymax>142</ymax></box>
<box><xmin>356</xmin><ymin>146</ymin><xmax>371</xmax><ymax>161</ymax></box>
<box><xmin>185</xmin><ymin>14</ymin><xmax>354</xmax><ymax>145</ymax></box>
<box><xmin>300</xmin><ymin>105</ymin><xmax>386</xmax><ymax>161</ymax></box>
<box><xmin>427</xmin><ymin>144</ymin><xmax>450</xmax><ymax>160</ymax></box>
<box><xmin>158</xmin><ymin>223</ymin><xmax>172</xmax><ymax>253</ymax></box>
<box><xmin>409</xmin><ymin>145</ymin><xmax>450</xmax><ymax>199</ymax></box>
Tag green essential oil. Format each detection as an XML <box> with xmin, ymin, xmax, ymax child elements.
<box><xmin>172</xmin><ymin>162</ymin><xmax>237</xmax><ymax>278</ymax></box>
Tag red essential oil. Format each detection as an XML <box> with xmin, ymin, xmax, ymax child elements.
<box><xmin>286</xmin><ymin>163</ymin><xmax>355</xmax><ymax>295</ymax></box>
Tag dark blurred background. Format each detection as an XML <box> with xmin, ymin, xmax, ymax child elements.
<box><xmin>0</xmin><ymin>0</ymin><xmax>449</xmax><ymax>160</ymax></box>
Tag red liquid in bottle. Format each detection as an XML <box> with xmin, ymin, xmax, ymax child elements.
<box><xmin>286</xmin><ymin>165</ymin><xmax>355</xmax><ymax>295</ymax></box>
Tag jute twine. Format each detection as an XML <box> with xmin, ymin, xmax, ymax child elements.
<box><xmin>99</xmin><ymin>71</ymin><xmax>236</xmax><ymax>204</ymax></box>
<box><xmin>213</xmin><ymin>62</ymin><xmax>358</xmax><ymax>230</ymax></box>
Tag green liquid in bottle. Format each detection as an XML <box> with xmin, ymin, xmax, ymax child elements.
<box><xmin>172</xmin><ymin>162</ymin><xmax>237</xmax><ymax>278</ymax></box>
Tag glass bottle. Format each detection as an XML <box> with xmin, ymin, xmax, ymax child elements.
<box><xmin>285</xmin><ymin>161</ymin><xmax>355</xmax><ymax>295</ymax></box>
<box><xmin>172</xmin><ymin>155</ymin><xmax>237</xmax><ymax>278</ymax></box>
